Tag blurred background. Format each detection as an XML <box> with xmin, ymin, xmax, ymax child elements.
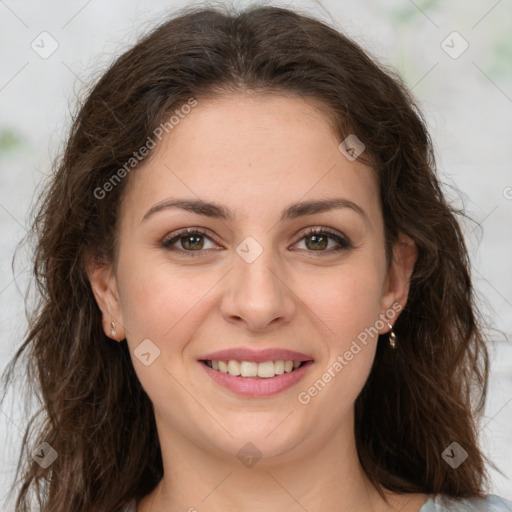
<box><xmin>1</xmin><ymin>0</ymin><xmax>511</xmax><ymax>507</ymax></box>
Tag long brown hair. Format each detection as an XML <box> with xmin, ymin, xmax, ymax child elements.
<box><xmin>1</xmin><ymin>4</ymin><xmax>497</xmax><ymax>511</ymax></box>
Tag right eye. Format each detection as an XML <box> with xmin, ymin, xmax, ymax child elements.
<box><xmin>161</xmin><ymin>228</ymin><xmax>220</xmax><ymax>256</ymax></box>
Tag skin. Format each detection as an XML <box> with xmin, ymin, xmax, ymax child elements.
<box><xmin>88</xmin><ymin>92</ymin><xmax>425</xmax><ymax>512</ymax></box>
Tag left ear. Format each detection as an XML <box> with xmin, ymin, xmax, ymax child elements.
<box><xmin>379</xmin><ymin>232</ymin><xmax>418</xmax><ymax>330</ymax></box>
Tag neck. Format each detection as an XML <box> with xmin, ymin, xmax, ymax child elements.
<box><xmin>140</xmin><ymin>410</ymin><xmax>395</xmax><ymax>512</ymax></box>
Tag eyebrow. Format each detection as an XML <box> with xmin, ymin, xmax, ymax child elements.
<box><xmin>141</xmin><ymin>197</ymin><xmax>368</xmax><ymax>224</ymax></box>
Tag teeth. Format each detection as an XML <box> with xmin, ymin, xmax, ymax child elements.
<box><xmin>240</xmin><ymin>361</ymin><xmax>257</xmax><ymax>377</ymax></box>
<box><xmin>206</xmin><ymin>359</ymin><xmax>306</xmax><ymax>378</ymax></box>
<box><xmin>228</xmin><ymin>360</ymin><xmax>241</xmax><ymax>376</ymax></box>
<box><xmin>257</xmin><ymin>361</ymin><xmax>274</xmax><ymax>378</ymax></box>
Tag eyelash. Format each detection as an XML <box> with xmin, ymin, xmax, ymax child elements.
<box><xmin>161</xmin><ymin>227</ymin><xmax>353</xmax><ymax>257</ymax></box>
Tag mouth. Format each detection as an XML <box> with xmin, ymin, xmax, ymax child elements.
<box><xmin>200</xmin><ymin>359</ymin><xmax>311</xmax><ymax>379</ymax></box>
<box><xmin>198</xmin><ymin>358</ymin><xmax>315</xmax><ymax>397</ymax></box>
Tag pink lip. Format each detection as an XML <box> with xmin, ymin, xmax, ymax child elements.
<box><xmin>199</xmin><ymin>348</ymin><xmax>314</xmax><ymax>363</ymax></box>
<box><xmin>199</xmin><ymin>360</ymin><xmax>314</xmax><ymax>397</ymax></box>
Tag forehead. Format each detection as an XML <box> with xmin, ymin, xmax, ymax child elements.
<box><xmin>120</xmin><ymin>93</ymin><xmax>380</xmax><ymax>227</ymax></box>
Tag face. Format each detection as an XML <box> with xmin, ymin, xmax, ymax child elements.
<box><xmin>89</xmin><ymin>92</ymin><xmax>416</xmax><ymax>464</ymax></box>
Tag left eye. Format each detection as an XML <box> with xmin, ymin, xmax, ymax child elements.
<box><xmin>294</xmin><ymin>229</ymin><xmax>352</xmax><ymax>252</ymax></box>
<box><xmin>161</xmin><ymin>228</ymin><xmax>352</xmax><ymax>255</ymax></box>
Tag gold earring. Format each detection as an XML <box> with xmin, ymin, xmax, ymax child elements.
<box><xmin>386</xmin><ymin>320</ymin><xmax>397</xmax><ymax>349</ymax></box>
<box><xmin>110</xmin><ymin>321</ymin><xmax>116</xmax><ymax>338</ymax></box>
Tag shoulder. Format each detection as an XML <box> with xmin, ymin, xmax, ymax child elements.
<box><xmin>421</xmin><ymin>494</ymin><xmax>512</xmax><ymax>511</ymax></box>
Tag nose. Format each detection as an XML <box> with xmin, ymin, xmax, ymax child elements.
<box><xmin>219</xmin><ymin>245</ymin><xmax>296</xmax><ymax>333</ymax></box>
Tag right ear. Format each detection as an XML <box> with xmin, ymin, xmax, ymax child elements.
<box><xmin>86</xmin><ymin>258</ymin><xmax>126</xmax><ymax>342</ymax></box>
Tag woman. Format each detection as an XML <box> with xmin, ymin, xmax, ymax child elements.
<box><xmin>2</xmin><ymin>4</ymin><xmax>511</xmax><ymax>512</ymax></box>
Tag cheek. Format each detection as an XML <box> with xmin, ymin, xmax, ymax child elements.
<box><xmin>117</xmin><ymin>255</ymin><xmax>213</xmax><ymax>344</ymax></box>
<box><xmin>294</xmin><ymin>257</ymin><xmax>384</xmax><ymax>405</ymax></box>
<box><xmin>115</xmin><ymin>255</ymin><xmax>209</xmax><ymax>401</ymax></box>
<box><xmin>300</xmin><ymin>259</ymin><xmax>384</xmax><ymax>345</ymax></box>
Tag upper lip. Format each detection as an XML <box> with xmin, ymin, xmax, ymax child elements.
<box><xmin>199</xmin><ymin>348</ymin><xmax>314</xmax><ymax>363</ymax></box>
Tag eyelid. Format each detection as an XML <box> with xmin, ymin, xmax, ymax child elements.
<box><xmin>296</xmin><ymin>226</ymin><xmax>349</xmax><ymax>241</ymax></box>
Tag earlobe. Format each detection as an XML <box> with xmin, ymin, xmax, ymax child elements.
<box><xmin>380</xmin><ymin>233</ymin><xmax>418</xmax><ymax>328</ymax></box>
<box><xmin>86</xmin><ymin>259</ymin><xmax>126</xmax><ymax>342</ymax></box>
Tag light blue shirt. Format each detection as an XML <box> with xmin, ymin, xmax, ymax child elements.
<box><xmin>419</xmin><ymin>494</ymin><xmax>512</xmax><ymax>511</ymax></box>
<box><xmin>123</xmin><ymin>494</ymin><xmax>512</xmax><ymax>511</ymax></box>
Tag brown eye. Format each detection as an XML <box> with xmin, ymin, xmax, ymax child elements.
<box><xmin>305</xmin><ymin>232</ymin><xmax>329</xmax><ymax>250</ymax></box>
<box><xmin>295</xmin><ymin>228</ymin><xmax>352</xmax><ymax>253</ymax></box>
<box><xmin>179</xmin><ymin>233</ymin><xmax>205</xmax><ymax>250</ymax></box>
<box><xmin>162</xmin><ymin>228</ymin><xmax>217</xmax><ymax>254</ymax></box>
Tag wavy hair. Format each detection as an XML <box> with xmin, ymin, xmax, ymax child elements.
<box><xmin>2</xmin><ymin>4</ymin><xmax>496</xmax><ymax>511</ymax></box>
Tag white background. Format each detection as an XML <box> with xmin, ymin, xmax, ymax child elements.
<box><xmin>1</xmin><ymin>0</ymin><xmax>511</xmax><ymax>508</ymax></box>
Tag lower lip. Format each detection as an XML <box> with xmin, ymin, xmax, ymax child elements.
<box><xmin>199</xmin><ymin>361</ymin><xmax>314</xmax><ymax>397</ymax></box>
